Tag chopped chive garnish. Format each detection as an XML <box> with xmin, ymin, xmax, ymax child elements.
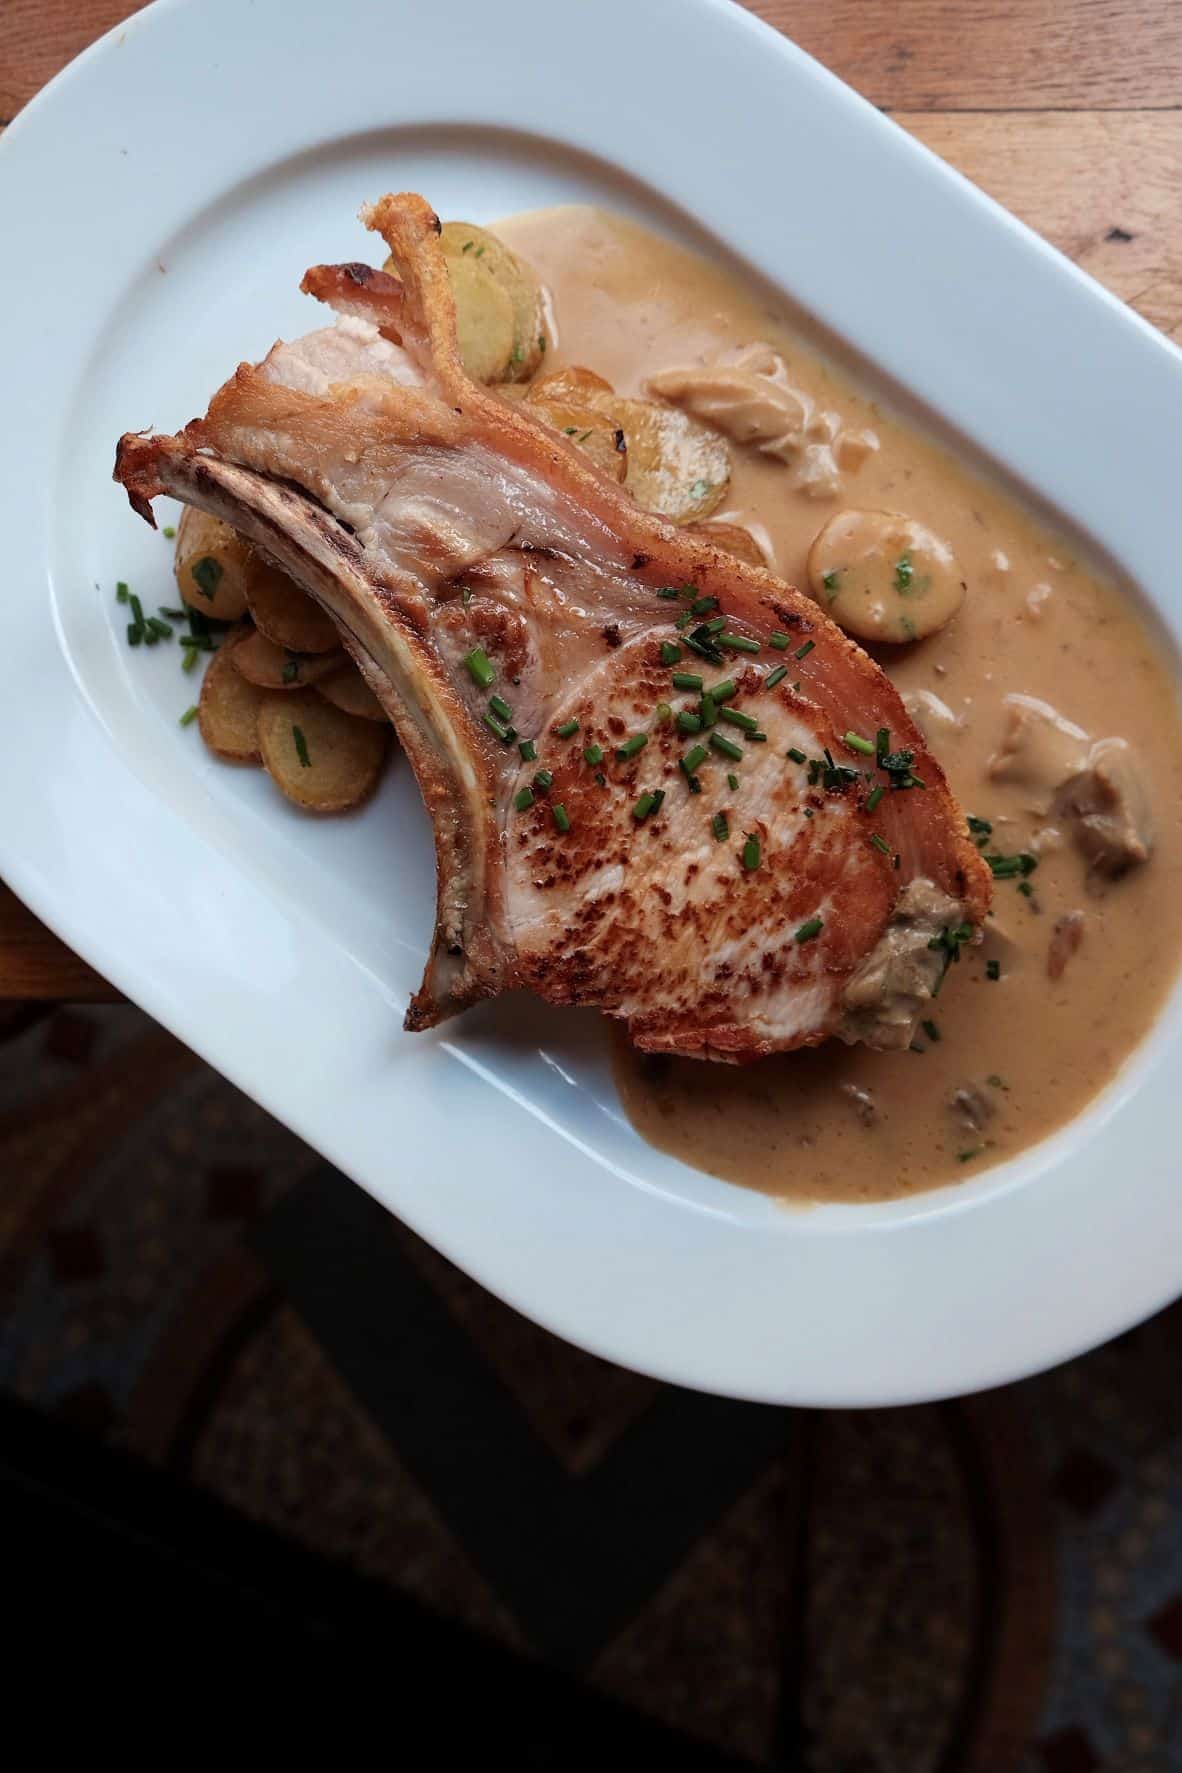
<box><xmin>676</xmin><ymin>710</ymin><xmax>703</xmax><ymax>734</ymax></box>
<box><xmin>794</xmin><ymin>639</ymin><xmax>815</xmax><ymax>661</ymax></box>
<box><xmin>654</xmin><ymin>702</ymin><xmax>672</xmax><ymax>725</ymax></box>
<box><xmin>651</xmin><ymin>789</ymin><xmax>665</xmax><ymax>815</ymax></box>
<box><xmin>129</xmin><ymin>592</ymin><xmax>146</xmax><ymax>626</ymax></box>
<box><xmin>115</xmin><ymin>582</ymin><xmax>130</xmax><ymax>604</ymax></box>
<box><xmin>552</xmin><ymin>803</ymin><xmax>571</xmax><ymax>833</ymax></box>
<box><xmin>533</xmin><ymin>769</ymin><xmax>553</xmax><ymax>791</ymax></box>
<box><xmin>765</xmin><ymin>664</ymin><xmax>788</xmax><ymax>690</ymax></box>
<box><xmin>894</xmin><ymin>551</ymin><xmax>914</xmax><ymax>591</ymax></box>
<box><xmin>794</xmin><ymin>917</ymin><xmax>823</xmax><ymax>944</ymax></box>
<box><xmin>866</xmin><ymin>785</ymin><xmax>884</xmax><ymax>812</ymax></box>
<box><xmin>876</xmin><ymin>727</ymin><xmax>890</xmax><ymax>760</ymax></box>
<box><xmin>489</xmin><ymin>693</ymin><xmax>513</xmax><ymax>722</ymax></box>
<box><xmin>191</xmin><ymin>556</ymin><xmax>222</xmax><ymax>601</ymax></box>
<box><xmin>704</xmin><ymin>615</ymin><xmax>727</xmax><ymax>635</ymax></box>
<box><xmin>657</xmin><ymin>586</ymin><xmax>681</xmax><ymax>600</ymax></box>
<box><xmin>661</xmin><ymin>641</ymin><xmax>682</xmax><ymax>665</ymax></box>
<box><xmin>555</xmin><ymin>718</ymin><xmax>580</xmax><ymax>739</ymax></box>
<box><xmin>985</xmin><ymin>851</ymin><xmax>1038</xmax><ymax>880</ymax></box>
<box><xmin>922</xmin><ymin>1018</ymin><xmax>941</xmax><ymax>1042</ymax></box>
<box><xmin>671</xmin><ymin>671</ymin><xmax>703</xmax><ymax>692</ymax></box>
<box><xmin>583</xmin><ymin>742</ymin><xmax>604</xmax><ymax>765</ymax></box>
<box><xmin>748</xmin><ymin>732</ymin><xmax>768</xmax><ymax>743</ymax></box>
<box><xmin>822</xmin><ymin>570</ymin><xmax>839</xmax><ymax>592</ymax></box>
<box><xmin>181</xmin><ymin>645</ymin><xmax>199</xmax><ymax>674</ymax></box>
<box><xmin>519</xmin><ymin>738</ymin><xmax>538</xmax><ymax>761</ymax></box>
<box><xmin>719</xmin><ymin>633</ymin><xmax>761</xmax><ymax>654</ymax></box>
<box><xmin>843</xmin><ymin>731</ymin><xmax>875</xmax><ymax>755</ymax></box>
<box><xmin>464</xmin><ymin>647</ymin><xmax>495</xmax><ymax>689</ymax></box>
<box><xmin>595</xmin><ymin>771</ymin><xmax>607</xmax><ymax>787</ymax></box>
<box><xmin>681</xmin><ymin>745</ymin><xmax>709</xmax><ymax>777</ymax></box>
<box><xmin>986</xmin><ymin>959</ymin><xmax>1001</xmax><ymax>980</ymax></box>
<box><xmin>675</xmin><ymin>612</ymin><xmax>697</xmax><ymax>630</ymax></box>
<box><xmin>127</xmin><ymin>624</ymin><xmax>143</xmax><ymax>647</ymax></box>
<box><xmin>179</xmin><ymin>704</ymin><xmax>198</xmax><ymax>727</ymax></box>
<box><xmin>727</xmin><ymin>772</ymin><xmax>740</xmax><ymax>791</ymax></box>
<box><xmin>483</xmin><ymin>712</ymin><xmax>515</xmax><ymax>743</ymax></box>
<box><xmin>906</xmin><ymin>772</ymin><xmax>927</xmax><ymax>789</ymax></box>
<box><xmin>684</xmin><ymin>634</ymin><xmax>724</xmax><ymax>662</ymax></box>
<box><xmin>967</xmin><ymin>815</ymin><xmax>993</xmax><ymax>837</ymax></box>
<box><xmin>292</xmin><ymin>724</ymin><xmax>311</xmax><ymax>768</ymax></box>
<box><xmin>158</xmin><ymin>606</ymin><xmax>186</xmax><ymax>620</ymax></box>
<box><xmin>142</xmin><ymin>624</ymin><xmax>159</xmax><ymax>647</ymax></box>
<box><xmin>147</xmin><ymin>616</ymin><xmax>173</xmax><ymax>639</ymax></box>
<box><xmin>162</xmin><ymin>525</ymin><xmax>177</xmax><ymax>540</ymax></box>
<box><xmin>709</xmin><ymin>732</ymin><xmax>744</xmax><ymax>762</ymax></box>
<box><xmin>690</xmin><ymin>595</ymin><xmax>718</xmax><ymax>615</ymax></box>
<box><xmin>710</xmin><ymin>679</ymin><xmax>737</xmax><ymax>704</ymax></box>
<box><xmin>514</xmin><ymin>787</ymin><xmax>535</xmax><ymax>812</ymax></box>
<box><xmin>741</xmin><ymin>832</ymin><xmax>761</xmax><ymax>870</ymax></box>
<box><xmin>958</xmin><ymin>1147</ymin><xmax>985</xmax><ymax>1164</ymax></box>
<box><xmin>699</xmin><ymin>694</ymin><xmax>717</xmax><ymax>729</ymax></box>
<box><xmin>720</xmin><ymin>707</ymin><xmax>759</xmax><ymax>732</ymax></box>
<box><xmin>712</xmin><ymin>812</ymin><xmax>729</xmax><ymax>842</ymax></box>
<box><xmin>616</xmin><ymin>733</ymin><xmax>648</xmax><ymax>760</ymax></box>
<box><xmin>769</xmin><ymin>633</ymin><xmax>790</xmax><ymax>650</ymax></box>
<box><xmin>281</xmin><ymin>659</ymin><xmax>300</xmax><ymax>685</ymax></box>
<box><xmin>786</xmin><ymin>747</ymin><xmax>807</xmax><ymax>765</ymax></box>
<box><xmin>869</xmin><ymin>833</ymin><xmax>891</xmax><ymax>855</ymax></box>
<box><xmin>633</xmin><ymin>791</ymin><xmax>657</xmax><ymax>821</ymax></box>
<box><xmin>1018</xmin><ymin>880</ymin><xmax>1034</xmax><ymax>897</ymax></box>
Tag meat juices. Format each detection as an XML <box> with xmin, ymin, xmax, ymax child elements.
<box><xmin>493</xmin><ymin>208</ymin><xmax>1182</xmax><ymax>1200</ymax></box>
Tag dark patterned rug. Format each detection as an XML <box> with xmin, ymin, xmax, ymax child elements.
<box><xmin>1</xmin><ymin>1002</ymin><xmax>1179</xmax><ymax>1766</ymax></box>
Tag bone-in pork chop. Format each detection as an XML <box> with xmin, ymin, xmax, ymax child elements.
<box><xmin>115</xmin><ymin>193</ymin><xmax>990</xmax><ymax>1058</ymax></box>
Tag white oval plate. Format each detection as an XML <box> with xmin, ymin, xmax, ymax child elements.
<box><xmin>2</xmin><ymin>0</ymin><xmax>1180</xmax><ymax>1405</ymax></box>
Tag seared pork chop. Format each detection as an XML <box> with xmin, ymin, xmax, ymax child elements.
<box><xmin>116</xmin><ymin>192</ymin><xmax>990</xmax><ymax>1058</ymax></box>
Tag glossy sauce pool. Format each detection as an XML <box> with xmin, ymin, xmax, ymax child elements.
<box><xmin>498</xmin><ymin>207</ymin><xmax>1182</xmax><ymax>1203</ymax></box>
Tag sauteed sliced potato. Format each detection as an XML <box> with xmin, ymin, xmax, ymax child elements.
<box><xmin>440</xmin><ymin>222</ymin><xmax>546</xmax><ymax>382</ymax></box>
<box><xmin>197</xmin><ymin>629</ymin><xmax>264</xmax><ymax>763</ymax></box>
<box><xmin>528</xmin><ymin>397</ymin><xmax>628</xmax><ymax>482</ymax></box>
<box><xmin>257</xmin><ymin>689</ymin><xmax>389</xmax><ymax>813</ymax></box>
<box><xmin>685</xmin><ymin>520</ymin><xmax>768</xmax><ymax>569</ymax></box>
<box><xmin>444</xmin><ymin>252</ymin><xmax>516</xmax><ymax>384</ymax></box>
<box><xmin>244</xmin><ymin>557</ymin><xmax>339</xmax><ymax>654</ymax></box>
<box><xmin>316</xmin><ymin>665</ymin><xmax>389</xmax><ymax>723</ymax></box>
<box><xmin>608</xmin><ymin>396</ymin><xmax>730</xmax><ymax>523</ymax></box>
<box><xmin>174</xmin><ymin>509</ymin><xmax>251</xmax><ymax>622</ymax></box>
<box><xmin>232</xmin><ymin>629</ymin><xmax>344</xmax><ymax>690</ymax></box>
<box><xmin>528</xmin><ymin>365</ymin><xmax>615</xmax><ymax>406</ymax></box>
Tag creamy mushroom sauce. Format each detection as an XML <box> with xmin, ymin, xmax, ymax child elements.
<box><xmin>498</xmin><ymin>207</ymin><xmax>1182</xmax><ymax>1202</ymax></box>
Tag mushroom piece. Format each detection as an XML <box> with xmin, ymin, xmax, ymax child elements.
<box><xmin>987</xmin><ymin>694</ymin><xmax>1090</xmax><ymax>809</ymax></box>
<box><xmin>1047</xmin><ymin>911</ymin><xmax>1086</xmax><ymax>980</ymax></box>
<box><xmin>806</xmin><ymin>508</ymin><xmax>966</xmax><ymax>644</ymax></box>
<box><xmin>1054</xmin><ymin>738</ymin><xmax>1153</xmax><ymax>878</ymax></box>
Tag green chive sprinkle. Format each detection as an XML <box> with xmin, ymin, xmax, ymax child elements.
<box><xmin>115</xmin><ymin>582</ymin><xmax>130</xmax><ymax>604</ymax></box>
<box><xmin>710</xmin><ymin>679</ymin><xmax>737</xmax><ymax>704</ymax></box>
<box><xmin>147</xmin><ymin>616</ymin><xmax>173</xmax><ymax>639</ymax></box>
<box><xmin>922</xmin><ymin>1018</ymin><xmax>941</xmax><ymax>1042</ymax></box>
<box><xmin>162</xmin><ymin>525</ymin><xmax>176</xmax><ymax>540</ymax></box>
<box><xmin>158</xmin><ymin>606</ymin><xmax>186</xmax><ymax>620</ymax></box>
<box><xmin>483</xmin><ymin>712</ymin><xmax>515</xmax><ymax>744</ymax></box>
<box><xmin>704</xmin><ymin>616</ymin><xmax>727</xmax><ymax>635</ymax></box>
<box><xmin>672</xmin><ymin>671</ymin><xmax>703</xmax><ymax>692</ymax></box>
<box><xmin>709</xmin><ymin>733</ymin><xmax>743</xmax><ymax>762</ymax></box>
<box><xmin>633</xmin><ymin>792</ymin><xmax>657</xmax><ymax>822</ymax></box>
<box><xmin>720</xmin><ymin>633</ymin><xmax>761</xmax><ymax>654</ymax></box>
<box><xmin>661</xmin><ymin>641</ymin><xmax>682</xmax><ymax>665</ymax></box>
<box><xmin>727</xmin><ymin>772</ymin><xmax>740</xmax><ymax>791</ymax></box>
<box><xmin>464</xmin><ymin>647</ymin><xmax>495</xmax><ymax>689</ymax></box>
<box><xmin>127</xmin><ymin>624</ymin><xmax>143</xmax><ymax>647</ymax></box>
<box><xmin>794</xmin><ymin>639</ymin><xmax>815</xmax><ymax>661</ymax></box>
<box><xmin>489</xmin><ymin>694</ymin><xmax>513</xmax><ymax>722</ymax></box>
<box><xmin>699</xmin><ymin>694</ymin><xmax>717</xmax><ymax>729</ymax></box>
<box><xmin>769</xmin><ymin>633</ymin><xmax>790</xmax><ymax>650</ymax></box>
<box><xmin>765</xmin><ymin>665</ymin><xmax>788</xmax><ymax>690</ymax></box>
<box><xmin>519</xmin><ymin>738</ymin><xmax>538</xmax><ymax>762</ymax></box>
<box><xmin>654</xmin><ymin>702</ymin><xmax>672</xmax><ymax>726</ymax></box>
<box><xmin>795</xmin><ymin>917</ymin><xmax>823</xmax><ymax>944</ymax></box>
<box><xmin>182</xmin><ymin>646</ymin><xmax>199</xmax><ymax>674</ymax></box>
<box><xmin>876</xmin><ymin>727</ymin><xmax>891</xmax><ymax>760</ymax></box>
<box><xmin>1018</xmin><ymin>881</ymin><xmax>1034</xmax><ymax>897</ymax></box>
<box><xmin>712</xmin><ymin>812</ymin><xmax>729</xmax><ymax>842</ymax></box>
<box><xmin>741</xmin><ymin>833</ymin><xmax>761</xmax><ymax>870</ymax></box>
<box><xmin>720</xmin><ymin>707</ymin><xmax>759</xmax><ymax>733</ymax></box>
<box><xmin>747</xmin><ymin>732</ymin><xmax>768</xmax><ymax>743</ymax></box>
<box><xmin>986</xmin><ymin>959</ymin><xmax>1001</xmax><ymax>980</ymax></box>
<box><xmin>690</xmin><ymin>595</ymin><xmax>718</xmax><ymax>615</ymax></box>
<box><xmin>677</xmin><ymin>710</ymin><xmax>703</xmax><ymax>734</ymax></box>
<box><xmin>179</xmin><ymin>704</ymin><xmax>198</xmax><ymax>727</ymax></box>
<box><xmin>292</xmin><ymin>724</ymin><xmax>311</xmax><ymax>769</ymax></box>
<box><xmin>533</xmin><ymin>769</ymin><xmax>553</xmax><ymax>792</ymax></box>
<box><xmin>583</xmin><ymin>742</ymin><xmax>604</xmax><ymax>765</ymax></box>
<box><xmin>675</xmin><ymin>612</ymin><xmax>697</xmax><ymax>630</ymax></box>
<box><xmin>681</xmin><ymin>745</ymin><xmax>709</xmax><ymax>777</ymax></box>
<box><xmin>657</xmin><ymin>587</ymin><xmax>681</xmax><ymax>600</ymax></box>
<box><xmin>142</xmin><ymin>624</ymin><xmax>159</xmax><ymax>647</ymax></box>
<box><xmin>282</xmin><ymin>659</ymin><xmax>300</xmax><ymax>685</ymax></box>
<box><xmin>514</xmin><ymin>787</ymin><xmax>535</xmax><ymax>812</ymax></box>
<box><xmin>958</xmin><ymin>1147</ymin><xmax>984</xmax><ymax>1164</ymax></box>
<box><xmin>191</xmin><ymin>556</ymin><xmax>222</xmax><ymax>601</ymax></box>
<box><xmin>870</xmin><ymin>833</ymin><xmax>891</xmax><ymax>855</ymax></box>
<box><xmin>616</xmin><ymin>733</ymin><xmax>648</xmax><ymax>760</ymax></box>
<box><xmin>866</xmin><ymin>785</ymin><xmax>884</xmax><ymax>812</ymax></box>
<box><xmin>843</xmin><ymin>731</ymin><xmax>875</xmax><ymax>756</ymax></box>
<box><xmin>555</xmin><ymin>718</ymin><xmax>580</xmax><ymax>739</ymax></box>
<box><xmin>786</xmin><ymin>747</ymin><xmax>806</xmax><ymax>765</ymax></box>
<box><xmin>552</xmin><ymin>803</ymin><xmax>571</xmax><ymax>833</ymax></box>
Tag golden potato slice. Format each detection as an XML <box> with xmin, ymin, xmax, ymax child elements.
<box><xmin>232</xmin><ymin>628</ymin><xmax>344</xmax><ymax>690</ymax></box>
<box><xmin>316</xmin><ymin>665</ymin><xmax>388</xmax><ymax>723</ymax></box>
<box><xmin>440</xmin><ymin>222</ymin><xmax>546</xmax><ymax>382</ymax></box>
<box><xmin>527</xmin><ymin>398</ymin><xmax>628</xmax><ymax>483</ymax></box>
<box><xmin>608</xmin><ymin>396</ymin><xmax>730</xmax><ymax>523</ymax></box>
<box><xmin>197</xmin><ymin>630</ymin><xmax>264</xmax><ymax>764</ymax></box>
<box><xmin>806</xmin><ymin>508</ymin><xmax>966</xmax><ymax>644</ymax></box>
<box><xmin>244</xmin><ymin>558</ymin><xmax>339</xmax><ymax>654</ymax></box>
<box><xmin>527</xmin><ymin>365</ymin><xmax>615</xmax><ymax>406</ymax></box>
<box><xmin>444</xmin><ymin>252</ymin><xmax>515</xmax><ymax>384</ymax></box>
<box><xmin>685</xmin><ymin>520</ymin><xmax>768</xmax><ymax>569</ymax></box>
<box><xmin>257</xmin><ymin>689</ymin><xmax>388</xmax><ymax>814</ymax></box>
<box><xmin>174</xmin><ymin>508</ymin><xmax>252</xmax><ymax>622</ymax></box>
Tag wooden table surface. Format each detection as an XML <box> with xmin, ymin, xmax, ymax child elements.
<box><xmin>2</xmin><ymin>0</ymin><xmax>1179</xmax><ymax>1000</ymax></box>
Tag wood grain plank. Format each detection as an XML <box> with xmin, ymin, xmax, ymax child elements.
<box><xmin>745</xmin><ymin>0</ymin><xmax>1182</xmax><ymax>112</ymax></box>
<box><xmin>0</xmin><ymin>886</ymin><xmax>117</xmax><ymax>1001</ymax></box>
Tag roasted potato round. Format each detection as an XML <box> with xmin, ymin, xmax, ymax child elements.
<box><xmin>244</xmin><ymin>558</ymin><xmax>339</xmax><ymax>654</ymax></box>
<box><xmin>445</xmin><ymin>252</ymin><xmax>516</xmax><ymax>384</ymax></box>
<box><xmin>232</xmin><ymin>628</ymin><xmax>344</xmax><ymax>690</ymax></box>
<box><xmin>174</xmin><ymin>509</ymin><xmax>252</xmax><ymax>622</ymax></box>
<box><xmin>527</xmin><ymin>397</ymin><xmax>628</xmax><ymax>482</ymax></box>
<box><xmin>197</xmin><ymin>629</ymin><xmax>265</xmax><ymax>763</ymax></box>
<box><xmin>807</xmin><ymin>508</ymin><xmax>965</xmax><ymax>644</ymax></box>
<box><xmin>316</xmin><ymin>664</ymin><xmax>388</xmax><ymax>723</ymax></box>
<box><xmin>684</xmin><ymin>520</ymin><xmax>768</xmax><ymax>569</ymax></box>
<box><xmin>440</xmin><ymin>222</ymin><xmax>546</xmax><ymax>382</ymax></box>
<box><xmin>610</xmin><ymin>396</ymin><xmax>730</xmax><ymax>524</ymax></box>
<box><xmin>527</xmin><ymin>365</ymin><xmax>615</xmax><ymax>406</ymax></box>
<box><xmin>257</xmin><ymin>689</ymin><xmax>389</xmax><ymax>813</ymax></box>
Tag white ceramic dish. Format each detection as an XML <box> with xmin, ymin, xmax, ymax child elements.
<box><xmin>2</xmin><ymin>0</ymin><xmax>1180</xmax><ymax>1405</ymax></box>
